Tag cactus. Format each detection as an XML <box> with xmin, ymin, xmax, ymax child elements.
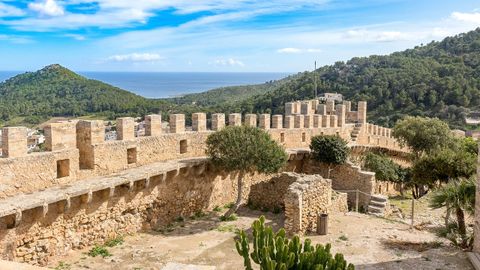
<box><xmin>235</xmin><ymin>216</ymin><xmax>355</xmax><ymax>270</ymax></box>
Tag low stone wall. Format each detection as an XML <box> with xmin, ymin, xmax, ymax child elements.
<box><xmin>302</xmin><ymin>160</ymin><xmax>375</xmax><ymax>209</ymax></box>
<box><xmin>284</xmin><ymin>174</ymin><xmax>348</xmax><ymax>235</ymax></box>
<box><xmin>330</xmin><ymin>191</ymin><xmax>348</xmax><ymax>214</ymax></box>
<box><xmin>248</xmin><ymin>173</ymin><xmax>298</xmax><ymax>210</ymax></box>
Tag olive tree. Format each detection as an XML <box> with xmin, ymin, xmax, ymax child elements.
<box><xmin>309</xmin><ymin>135</ymin><xmax>350</xmax><ymax>178</ymax></box>
<box><xmin>206</xmin><ymin>126</ymin><xmax>288</xmax><ymax>217</ymax></box>
<box><xmin>392</xmin><ymin>116</ymin><xmax>452</xmax><ymax>159</ymax></box>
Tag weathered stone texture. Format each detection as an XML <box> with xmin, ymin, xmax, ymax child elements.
<box><xmin>169</xmin><ymin>114</ymin><xmax>185</xmax><ymax>134</ymax></box>
<box><xmin>145</xmin><ymin>114</ymin><xmax>162</xmax><ymax>136</ymax></box>
<box><xmin>211</xmin><ymin>114</ymin><xmax>225</xmax><ymax>131</ymax></box>
<box><xmin>228</xmin><ymin>113</ymin><xmax>242</xmax><ymax>126</ymax></box>
<box><xmin>294</xmin><ymin>115</ymin><xmax>304</xmax><ymax>129</ymax></box>
<box><xmin>284</xmin><ymin>116</ymin><xmax>294</xmax><ymax>129</ymax></box>
<box><xmin>284</xmin><ymin>173</ymin><xmax>347</xmax><ymax>235</ymax></box>
<box><xmin>45</xmin><ymin>121</ymin><xmax>77</xmax><ymax>151</ymax></box>
<box><xmin>303</xmin><ymin>160</ymin><xmax>375</xmax><ymax>208</ymax></box>
<box><xmin>244</xmin><ymin>114</ymin><xmax>257</xmax><ymax>127</ymax></box>
<box><xmin>192</xmin><ymin>113</ymin><xmax>207</xmax><ymax>132</ymax></box>
<box><xmin>117</xmin><ymin>117</ymin><xmax>135</xmax><ymax>140</ymax></box>
<box><xmin>259</xmin><ymin>114</ymin><xmax>271</xmax><ymax>130</ymax></box>
<box><xmin>271</xmin><ymin>115</ymin><xmax>283</xmax><ymax>129</ymax></box>
<box><xmin>2</xmin><ymin>127</ymin><xmax>27</xmax><ymax>158</ymax></box>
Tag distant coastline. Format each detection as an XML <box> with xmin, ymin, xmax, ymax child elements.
<box><xmin>0</xmin><ymin>71</ymin><xmax>290</xmax><ymax>98</ymax></box>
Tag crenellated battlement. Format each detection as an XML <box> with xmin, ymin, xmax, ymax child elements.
<box><xmin>0</xmin><ymin>101</ymin><xmax>404</xmax><ymax>200</ymax></box>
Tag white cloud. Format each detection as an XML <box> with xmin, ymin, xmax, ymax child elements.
<box><xmin>277</xmin><ymin>48</ymin><xmax>321</xmax><ymax>54</ymax></box>
<box><xmin>0</xmin><ymin>34</ymin><xmax>32</xmax><ymax>44</ymax></box>
<box><xmin>29</xmin><ymin>0</ymin><xmax>64</xmax><ymax>17</ymax></box>
<box><xmin>343</xmin><ymin>29</ymin><xmax>410</xmax><ymax>42</ymax></box>
<box><xmin>212</xmin><ymin>58</ymin><xmax>245</xmax><ymax>67</ymax></box>
<box><xmin>107</xmin><ymin>53</ymin><xmax>163</xmax><ymax>62</ymax></box>
<box><xmin>0</xmin><ymin>2</ymin><xmax>25</xmax><ymax>17</ymax></box>
<box><xmin>451</xmin><ymin>11</ymin><xmax>480</xmax><ymax>24</ymax></box>
<box><xmin>64</xmin><ymin>33</ymin><xmax>86</xmax><ymax>40</ymax></box>
<box><xmin>3</xmin><ymin>0</ymin><xmax>330</xmax><ymax>31</ymax></box>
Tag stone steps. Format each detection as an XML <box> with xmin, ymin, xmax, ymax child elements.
<box><xmin>367</xmin><ymin>194</ymin><xmax>389</xmax><ymax>217</ymax></box>
<box><xmin>467</xmin><ymin>252</ymin><xmax>480</xmax><ymax>270</ymax></box>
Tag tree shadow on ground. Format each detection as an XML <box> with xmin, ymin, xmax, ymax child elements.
<box><xmin>143</xmin><ymin>205</ymin><xmax>284</xmax><ymax>237</ymax></box>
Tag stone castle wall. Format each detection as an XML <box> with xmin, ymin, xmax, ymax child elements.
<box><xmin>0</xmin><ymin>159</ymin><xmax>304</xmax><ymax>265</ymax></box>
<box><xmin>0</xmin><ymin>100</ymin><xmax>409</xmax><ymax>265</ymax></box>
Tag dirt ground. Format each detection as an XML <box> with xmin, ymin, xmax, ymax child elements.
<box><xmin>47</xmin><ymin>204</ymin><xmax>473</xmax><ymax>270</ymax></box>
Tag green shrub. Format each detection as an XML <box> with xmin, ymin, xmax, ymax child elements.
<box><xmin>224</xmin><ymin>202</ymin><xmax>235</xmax><ymax>209</ymax></box>
<box><xmin>213</xmin><ymin>205</ymin><xmax>223</xmax><ymax>212</ymax></box>
<box><xmin>88</xmin><ymin>245</ymin><xmax>111</xmax><ymax>258</ymax></box>
<box><xmin>235</xmin><ymin>216</ymin><xmax>354</xmax><ymax>270</ymax></box>
<box><xmin>220</xmin><ymin>214</ymin><xmax>238</xmax><ymax>222</ymax></box>
<box><xmin>105</xmin><ymin>236</ymin><xmax>124</xmax><ymax>247</ymax></box>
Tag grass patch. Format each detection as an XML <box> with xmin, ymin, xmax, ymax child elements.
<box><xmin>54</xmin><ymin>261</ymin><xmax>71</xmax><ymax>270</ymax></box>
<box><xmin>87</xmin><ymin>245</ymin><xmax>111</xmax><ymax>258</ymax></box>
<box><xmin>224</xmin><ymin>202</ymin><xmax>235</xmax><ymax>209</ymax></box>
<box><xmin>104</xmin><ymin>236</ymin><xmax>124</xmax><ymax>247</ymax></box>
<box><xmin>216</xmin><ymin>224</ymin><xmax>239</xmax><ymax>233</ymax></box>
<box><xmin>213</xmin><ymin>205</ymin><xmax>223</xmax><ymax>212</ymax></box>
<box><xmin>220</xmin><ymin>214</ymin><xmax>238</xmax><ymax>222</ymax></box>
<box><xmin>338</xmin><ymin>235</ymin><xmax>349</xmax><ymax>241</ymax></box>
<box><xmin>175</xmin><ymin>216</ymin><xmax>185</xmax><ymax>222</ymax></box>
<box><xmin>191</xmin><ymin>210</ymin><xmax>207</xmax><ymax>219</ymax></box>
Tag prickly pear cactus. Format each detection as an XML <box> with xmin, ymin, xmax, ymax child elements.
<box><xmin>235</xmin><ymin>216</ymin><xmax>355</xmax><ymax>270</ymax></box>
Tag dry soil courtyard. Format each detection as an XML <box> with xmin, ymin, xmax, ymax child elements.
<box><xmin>47</xmin><ymin>206</ymin><xmax>473</xmax><ymax>270</ymax></box>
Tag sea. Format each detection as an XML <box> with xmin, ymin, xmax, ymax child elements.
<box><xmin>0</xmin><ymin>71</ymin><xmax>290</xmax><ymax>98</ymax></box>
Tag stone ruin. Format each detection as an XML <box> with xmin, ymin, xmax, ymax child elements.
<box><xmin>248</xmin><ymin>172</ymin><xmax>348</xmax><ymax>235</ymax></box>
<box><xmin>0</xmin><ymin>100</ymin><xmax>408</xmax><ymax>265</ymax></box>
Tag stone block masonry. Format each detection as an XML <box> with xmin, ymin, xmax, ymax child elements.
<box><xmin>117</xmin><ymin>117</ymin><xmax>135</xmax><ymax>141</ymax></box>
<box><xmin>145</xmin><ymin>114</ymin><xmax>162</xmax><ymax>136</ymax></box>
<box><xmin>259</xmin><ymin>114</ymin><xmax>270</xmax><ymax>130</ymax></box>
<box><xmin>44</xmin><ymin>121</ymin><xmax>77</xmax><ymax>151</ymax></box>
<box><xmin>283</xmin><ymin>173</ymin><xmax>347</xmax><ymax>235</ymax></box>
<box><xmin>192</xmin><ymin>113</ymin><xmax>207</xmax><ymax>132</ymax></box>
<box><xmin>1</xmin><ymin>127</ymin><xmax>27</xmax><ymax>158</ymax></box>
<box><xmin>169</xmin><ymin>114</ymin><xmax>185</xmax><ymax>133</ymax></box>
<box><xmin>211</xmin><ymin>113</ymin><xmax>225</xmax><ymax>131</ymax></box>
<box><xmin>229</xmin><ymin>113</ymin><xmax>242</xmax><ymax>126</ymax></box>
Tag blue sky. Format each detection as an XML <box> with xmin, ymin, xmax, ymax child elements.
<box><xmin>0</xmin><ymin>0</ymin><xmax>479</xmax><ymax>72</ymax></box>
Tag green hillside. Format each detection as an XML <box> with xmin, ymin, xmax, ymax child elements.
<box><xmin>169</xmin><ymin>74</ymin><xmax>298</xmax><ymax>107</ymax></box>
<box><xmin>182</xmin><ymin>28</ymin><xmax>480</xmax><ymax>129</ymax></box>
<box><xmin>0</xmin><ymin>64</ymin><xmax>170</xmax><ymax>126</ymax></box>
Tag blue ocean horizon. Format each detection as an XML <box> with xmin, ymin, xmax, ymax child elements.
<box><xmin>0</xmin><ymin>71</ymin><xmax>290</xmax><ymax>99</ymax></box>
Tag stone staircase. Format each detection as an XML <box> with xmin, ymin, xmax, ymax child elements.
<box><xmin>350</xmin><ymin>124</ymin><xmax>363</xmax><ymax>143</ymax></box>
<box><xmin>367</xmin><ymin>194</ymin><xmax>389</xmax><ymax>216</ymax></box>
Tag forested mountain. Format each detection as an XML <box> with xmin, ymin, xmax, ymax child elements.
<box><xmin>170</xmin><ymin>74</ymin><xmax>298</xmax><ymax>107</ymax></box>
<box><xmin>0</xmin><ymin>64</ymin><xmax>169</xmax><ymax>126</ymax></box>
<box><xmin>173</xmin><ymin>28</ymin><xmax>480</xmax><ymax>129</ymax></box>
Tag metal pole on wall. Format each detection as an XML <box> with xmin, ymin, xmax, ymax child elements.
<box><xmin>355</xmin><ymin>189</ymin><xmax>359</xmax><ymax>212</ymax></box>
<box><xmin>410</xmin><ymin>198</ymin><xmax>415</xmax><ymax>229</ymax></box>
<box><xmin>313</xmin><ymin>61</ymin><xmax>317</xmax><ymax>98</ymax></box>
